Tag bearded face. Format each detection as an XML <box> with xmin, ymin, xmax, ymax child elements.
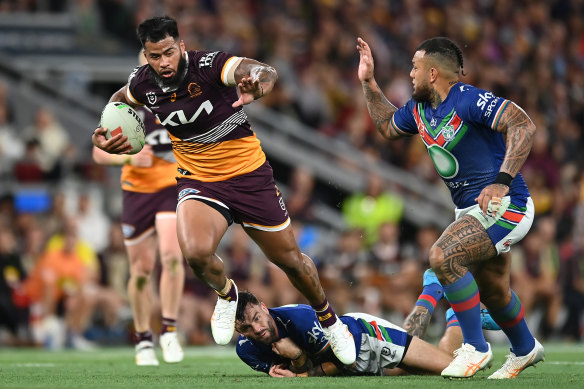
<box><xmin>150</xmin><ymin>53</ymin><xmax>187</xmax><ymax>91</ymax></box>
<box><xmin>412</xmin><ymin>78</ymin><xmax>434</xmax><ymax>103</ymax></box>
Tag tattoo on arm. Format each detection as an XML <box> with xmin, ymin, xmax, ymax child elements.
<box><xmin>436</xmin><ymin>216</ymin><xmax>497</xmax><ymax>284</ymax></box>
<box><xmin>362</xmin><ymin>82</ymin><xmax>400</xmax><ymax>139</ymax></box>
<box><xmin>495</xmin><ymin>102</ymin><xmax>536</xmax><ymax>177</ymax></box>
<box><xmin>403</xmin><ymin>306</ymin><xmax>432</xmax><ymax>338</ymax></box>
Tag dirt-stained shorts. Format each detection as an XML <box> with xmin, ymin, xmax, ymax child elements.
<box><xmin>121</xmin><ymin>185</ymin><xmax>177</xmax><ymax>244</ymax></box>
<box><xmin>176</xmin><ymin>161</ymin><xmax>290</xmax><ymax>231</ymax></box>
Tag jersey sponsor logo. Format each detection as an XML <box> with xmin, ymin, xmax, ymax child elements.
<box><xmin>199</xmin><ymin>51</ymin><xmax>219</xmax><ymax>68</ymax></box>
<box><xmin>477</xmin><ymin>91</ymin><xmax>499</xmax><ymax>117</ymax></box>
<box><xmin>459</xmin><ymin>85</ymin><xmax>468</xmax><ymax>92</ymax></box>
<box><xmin>178</xmin><ymin>188</ymin><xmax>200</xmax><ymax>200</ymax></box>
<box><xmin>485</xmin><ymin>97</ymin><xmax>499</xmax><ymax>118</ymax></box>
<box><xmin>238</xmin><ymin>338</ymin><xmax>249</xmax><ymax>346</ymax></box>
<box><xmin>188</xmin><ymin>83</ymin><xmax>202</xmax><ymax>98</ymax></box>
<box><xmin>306</xmin><ymin>321</ymin><xmax>326</xmax><ymax>345</ymax></box>
<box><xmin>121</xmin><ymin>224</ymin><xmax>135</xmax><ymax>238</ymax></box>
<box><xmin>145</xmin><ymin>129</ymin><xmax>171</xmax><ymax>145</ymax></box>
<box><xmin>445</xmin><ymin>180</ymin><xmax>469</xmax><ymax>189</ymax></box>
<box><xmin>428</xmin><ymin>145</ymin><xmax>459</xmax><ymax>179</ymax></box>
<box><xmin>430</xmin><ymin>117</ymin><xmax>437</xmax><ymax>126</ymax></box>
<box><xmin>157</xmin><ymin>100</ymin><xmax>213</xmax><ymax>127</ymax></box>
<box><xmin>170</xmin><ymin>93</ymin><xmax>176</xmax><ymax>102</ymax></box>
<box><xmin>146</xmin><ymin>91</ymin><xmax>157</xmax><ymax>105</ymax></box>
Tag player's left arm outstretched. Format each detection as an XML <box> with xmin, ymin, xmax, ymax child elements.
<box><xmin>475</xmin><ymin>102</ymin><xmax>536</xmax><ymax>215</ymax></box>
<box><xmin>231</xmin><ymin>59</ymin><xmax>278</xmax><ymax>108</ymax></box>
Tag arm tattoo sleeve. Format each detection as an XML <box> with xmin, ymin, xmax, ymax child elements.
<box><xmin>403</xmin><ymin>306</ymin><xmax>433</xmax><ymax>338</ymax></box>
<box><xmin>495</xmin><ymin>102</ymin><xmax>536</xmax><ymax>177</ymax></box>
<box><xmin>361</xmin><ymin>81</ymin><xmax>400</xmax><ymax>139</ymax></box>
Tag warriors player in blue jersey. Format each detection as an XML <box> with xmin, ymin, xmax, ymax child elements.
<box><xmin>235</xmin><ymin>291</ymin><xmax>454</xmax><ymax>377</ymax></box>
<box><xmin>357</xmin><ymin>37</ymin><xmax>544</xmax><ymax>379</ymax></box>
<box><xmin>92</xmin><ymin>16</ymin><xmax>355</xmax><ymax>364</ymax></box>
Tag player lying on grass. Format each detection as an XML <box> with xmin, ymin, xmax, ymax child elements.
<box><xmin>235</xmin><ymin>290</ymin><xmax>498</xmax><ymax>377</ymax></box>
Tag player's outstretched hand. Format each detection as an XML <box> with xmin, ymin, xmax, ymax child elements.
<box><xmin>92</xmin><ymin>127</ymin><xmax>131</xmax><ymax>154</ymax></box>
<box><xmin>475</xmin><ymin>183</ymin><xmax>509</xmax><ymax>217</ymax></box>
<box><xmin>232</xmin><ymin>76</ymin><xmax>261</xmax><ymax>108</ymax></box>
<box><xmin>357</xmin><ymin>37</ymin><xmax>375</xmax><ymax>83</ymax></box>
<box><xmin>269</xmin><ymin>364</ymin><xmax>296</xmax><ymax>378</ymax></box>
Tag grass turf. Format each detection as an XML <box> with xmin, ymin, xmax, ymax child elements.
<box><xmin>0</xmin><ymin>343</ymin><xmax>582</xmax><ymax>388</ymax></box>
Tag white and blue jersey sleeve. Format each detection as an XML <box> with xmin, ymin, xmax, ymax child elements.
<box><xmin>391</xmin><ymin>100</ymin><xmax>419</xmax><ymax>136</ymax></box>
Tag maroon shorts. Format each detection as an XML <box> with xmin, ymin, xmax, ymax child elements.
<box><xmin>176</xmin><ymin>161</ymin><xmax>290</xmax><ymax>231</ymax></box>
<box><xmin>121</xmin><ymin>185</ymin><xmax>177</xmax><ymax>241</ymax></box>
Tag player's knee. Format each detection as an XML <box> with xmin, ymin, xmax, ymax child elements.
<box><xmin>181</xmin><ymin>240</ymin><xmax>215</xmax><ymax>266</ymax></box>
<box><xmin>160</xmin><ymin>252</ymin><xmax>183</xmax><ymax>272</ymax></box>
<box><xmin>269</xmin><ymin>247</ymin><xmax>303</xmax><ymax>273</ymax></box>
<box><xmin>481</xmin><ymin>286</ymin><xmax>510</xmax><ymax>309</ymax></box>
<box><xmin>428</xmin><ymin>245</ymin><xmax>445</xmax><ymax>270</ymax></box>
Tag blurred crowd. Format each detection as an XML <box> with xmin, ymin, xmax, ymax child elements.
<box><xmin>1</xmin><ymin>0</ymin><xmax>583</xmax><ymax>348</ymax></box>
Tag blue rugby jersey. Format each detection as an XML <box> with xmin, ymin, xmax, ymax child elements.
<box><xmin>392</xmin><ymin>82</ymin><xmax>530</xmax><ymax>208</ymax></box>
<box><xmin>236</xmin><ymin>304</ymin><xmax>362</xmax><ymax>374</ymax></box>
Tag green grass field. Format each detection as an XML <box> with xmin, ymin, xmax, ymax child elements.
<box><xmin>0</xmin><ymin>343</ymin><xmax>582</xmax><ymax>388</ymax></box>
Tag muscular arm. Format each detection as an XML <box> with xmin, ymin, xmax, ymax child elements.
<box><xmin>232</xmin><ymin>58</ymin><xmax>278</xmax><ymax>104</ymax></box>
<box><xmin>403</xmin><ymin>305</ymin><xmax>433</xmax><ymax>338</ymax></box>
<box><xmin>361</xmin><ymin>80</ymin><xmax>401</xmax><ymax>140</ymax></box>
<box><xmin>357</xmin><ymin>37</ymin><xmax>401</xmax><ymax>140</ymax></box>
<box><xmin>494</xmin><ymin>102</ymin><xmax>536</xmax><ymax>177</ymax></box>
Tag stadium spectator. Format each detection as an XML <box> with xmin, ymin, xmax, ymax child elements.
<box><xmin>342</xmin><ymin>173</ymin><xmax>404</xmax><ymax>246</ymax></box>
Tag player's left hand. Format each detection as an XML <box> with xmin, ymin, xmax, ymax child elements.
<box><xmin>232</xmin><ymin>76</ymin><xmax>262</xmax><ymax>107</ymax></box>
<box><xmin>475</xmin><ymin>183</ymin><xmax>509</xmax><ymax>217</ymax></box>
<box><xmin>269</xmin><ymin>364</ymin><xmax>296</xmax><ymax>378</ymax></box>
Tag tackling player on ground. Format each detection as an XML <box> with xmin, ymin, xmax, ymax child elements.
<box><xmin>357</xmin><ymin>36</ymin><xmax>544</xmax><ymax>379</ymax></box>
<box><xmin>92</xmin><ymin>16</ymin><xmax>355</xmax><ymax>364</ymax></box>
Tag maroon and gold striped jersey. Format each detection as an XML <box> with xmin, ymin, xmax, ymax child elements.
<box><xmin>126</xmin><ymin>50</ymin><xmax>266</xmax><ymax>182</ymax></box>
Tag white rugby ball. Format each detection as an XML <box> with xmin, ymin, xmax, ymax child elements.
<box><xmin>100</xmin><ymin>102</ymin><xmax>146</xmax><ymax>155</ymax></box>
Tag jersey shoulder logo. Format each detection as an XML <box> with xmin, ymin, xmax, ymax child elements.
<box><xmin>146</xmin><ymin>91</ymin><xmax>157</xmax><ymax>105</ymax></box>
<box><xmin>199</xmin><ymin>51</ymin><xmax>219</xmax><ymax>68</ymax></box>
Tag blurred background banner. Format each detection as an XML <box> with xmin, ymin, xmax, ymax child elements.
<box><xmin>0</xmin><ymin>0</ymin><xmax>583</xmax><ymax>349</ymax></box>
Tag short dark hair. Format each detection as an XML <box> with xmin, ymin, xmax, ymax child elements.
<box><xmin>236</xmin><ymin>291</ymin><xmax>260</xmax><ymax>322</ymax></box>
<box><xmin>137</xmin><ymin>16</ymin><xmax>179</xmax><ymax>48</ymax></box>
<box><xmin>416</xmin><ymin>37</ymin><xmax>465</xmax><ymax>75</ymax></box>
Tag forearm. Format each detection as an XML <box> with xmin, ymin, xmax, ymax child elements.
<box><xmin>236</xmin><ymin>59</ymin><xmax>278</xmax><ymax>99</ymax></box>
<box><xmin>92</xmin><ymin>146</ymin><xmax>131</xmax><ymax>166</ymax></box>
<box><xmin>361</xmin><ymin>79</ymin><xmax>399</xmax><ymax>139</ymax></box>
<box><xmin>249</xmin><ymin>64</ymin><xmax>277</xmax><ymax>98</ymax></box>
<box><xmin>497</xmin><ymin>102</ymin><xmax>536</xmax><ymax>177</ymax></box>
<box><xmin>403</xmin><ymin>305</ymin><xmax>432</xmax><ymax>338</ymax></box>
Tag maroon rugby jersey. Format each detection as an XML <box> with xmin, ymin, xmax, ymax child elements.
<box><xmin>120</xmin><ymin>106</ymin><xmax>177</xmax><ymax>193</ymax></box>
<box><xmin>126</xmin><ymin>50</ymin><xmax>266</xmax><ymax>182</ymax></box>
